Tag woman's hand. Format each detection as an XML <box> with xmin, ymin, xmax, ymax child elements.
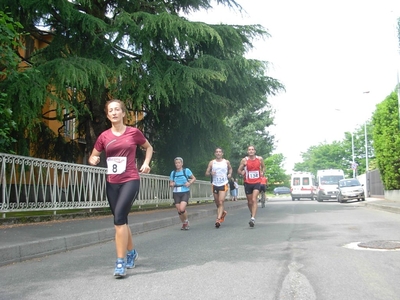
<box><xmin>140</xmin><ymin>163</ymin><xmax>151</xmax><ymax>173</ymax></box>
<box><xmin>89</xmin><ymin>155</ymin><xmax>100</xmax><ymax>166</ymax></box>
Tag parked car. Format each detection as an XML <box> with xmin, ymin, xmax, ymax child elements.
<box><xmin>273</xmin><ymin>187</ymin><xmax>291</xmax><ymax>195</ymax></box>
<box><xmin>337</xmin><ymin>178</ymin><xmax>365</xmax><ymax>203</ymax></box>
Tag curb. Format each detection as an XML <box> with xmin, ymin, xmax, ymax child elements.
<box><xmin>362</xmin><ymin>202</ymin><xmax>400</xmax><ymax>214</ymax></box>
<box><xmin>0</xmin><ymin>202</ymin><xmax>244</xmax><ymax>267</ymax></box>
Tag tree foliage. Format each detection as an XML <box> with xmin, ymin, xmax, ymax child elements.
<box><xmin>293</xmin><ymin>120</ymin><xmax>375</xmax><ymax>179</ymax></box>
<box><xmin>0</xmin><ymin>0</ymin><xmax>283</xmax><ymax>176</ymax></box>
<box><xmin>293</xmin><ymin>141</ymin><xmax>349</xmax><ymax>176</ymax></box>
<box><xmin>0</xmin><ymin>10</ymin><xmax>23</xmax><ymax>153</ymax></box>
<box><xmin>225</xmin><ymin>101</ymin><xmax>278</xmax><ymax>174</ymax></box>
<box><xmin>372</xmin><ymin>91</ymin><xmax>400</xmax><ymax>189</ymax></box>
<box><xmin>264</xmin><ymin>153</ymin><xmax>289</xmax><ymax>189</ymax></box>
<box><xmin>349</xmin><ymin>121</ymin><xmax>374</xmax><ymax>175</ymax></box>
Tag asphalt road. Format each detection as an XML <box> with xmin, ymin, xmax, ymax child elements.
<box><xmin>1</xmin><ymin>197</ymin><xmax>400</xmax><ymax>300</ymax></box>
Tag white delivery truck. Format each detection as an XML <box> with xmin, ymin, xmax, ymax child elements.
<box><xmin>290</xmin><ymin>171</ymin><xmax>317</xmax><ymax>201</ymax></box>
<box><xmin>316</xmin><ymin>169</ymin><xmax>345</xmax><ymax>202</ymax></box>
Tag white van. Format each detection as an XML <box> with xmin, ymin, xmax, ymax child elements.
<box><xmin>316</xmin><ymin>169</ymin><xmax>345</xmax><ymax>201</ymax></box>
<box><xmin>290</xmin><ymin>172</ymin><xmax>316</xmax><ymax>201</ymax></box>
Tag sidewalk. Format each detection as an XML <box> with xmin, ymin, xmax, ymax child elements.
<box><xmin>1</xmin><ymin>197</ymin><xmax>399</xmax><ymax>267</ymax></box>
<box><xmin>360</xmin><ymin>197</ymin><xmax>400</xmax><ymax>214</ymax></box>
<box><xmin>0</xmin><ymin>200</ymin><xmax>247</xmax><ymax>267</ymax></box>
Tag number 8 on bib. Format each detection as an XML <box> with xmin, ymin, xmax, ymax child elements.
<box><xmin>107</xmin><ymin>157</ymin><xmax>127</xmax><ymax>174</ymax></box>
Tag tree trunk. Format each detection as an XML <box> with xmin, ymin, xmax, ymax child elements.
<box><xmin>84</xmin><ymin>93</ymin><xmax>108</xmax><ymax>167</ymax></box>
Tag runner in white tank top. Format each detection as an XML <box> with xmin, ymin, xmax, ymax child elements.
<box><xmin>205</xmin><ymin>147</ymin><xmax>232</xmax><ymax>228</ymax></box>
<box><xmin>211</xmin><ymin>159</ymin><xmax>229</xmax><ymax>186</ymax></box>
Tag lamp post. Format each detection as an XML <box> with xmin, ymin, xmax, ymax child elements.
<box><xmin>364</xmin><ymin>122</ymin><xmax>368</xmax><ymax>173</ymax></box>
<box><xmin>335</xmin><ymin>108</ymin><xmax>356</xmax><ymax>176</ymax></box>
<box><xmin>351</xmin><ymin>132</ymin><xmax>355</xmax><ymax>178</ymax></box>
<box><xmin>363</xmin><ymin>91</ymin><xmax>370</xmax><ymax>196</ymax></box>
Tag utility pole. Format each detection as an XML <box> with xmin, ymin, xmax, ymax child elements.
<box><xmin>363</xmin><ymin>91</ymin><xmax>370</xmax><ymax>196</ymax></box>
<box><xmin>351</xmin><ymin>132</ymin><xmax>355</xmax><ymax>178</ymax></box>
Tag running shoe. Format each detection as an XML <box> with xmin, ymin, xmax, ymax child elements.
<box><xmin>220</xmin><ymin>210</ymin><xmax>227</xmax><ymax>223</ymax></box>
<box><xmin>249</xmin><ymin>217</ymin><xmax>255</xmax><ymax>228</ymax></box>
<box><xmin>126</xmin><ymin>250</ymin><xmax>138</xmax><ymax>269</ymax></box>
<box><xmin>215</xmin><ymin>218</ymin><xmax>221</xmax><ymax>228</ymax></box>
<box><xmin>181</xmin><ymin>220</ymin><xmax>190</xmax><ymax>230</ymax></box>
<box><xmin>114</xmin><ymin>259</ymin><xmax>126</xmax><ymax>277</ymax></box>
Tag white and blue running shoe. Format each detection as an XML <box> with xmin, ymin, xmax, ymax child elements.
<box><xmin>114</xmin><ymin>259</ymin><xmax>126</xmax><ymax>277</ymax></box>
<box><xmin>126</xmin><ymin>250</ymin><xmax>138</xmax><ymax>269</ymax></box>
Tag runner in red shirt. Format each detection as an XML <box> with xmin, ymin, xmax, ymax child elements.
<box><xmin>237</xmin><ymin>145</ymin><xmax>265</xmax><ymax>227</ymax></box>
<box><xmin>260</xmin><ymin>176</ymin><xmax>268</xmax><ymax>208</ymax></box>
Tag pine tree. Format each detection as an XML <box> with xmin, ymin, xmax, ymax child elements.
<box><xmin>0</xmin><ymin>0</ymin><xmax>283</xmax><ymax>174</ymax></box>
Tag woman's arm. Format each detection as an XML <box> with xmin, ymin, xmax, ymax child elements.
<box><xmin>185</xmin><ymin>174</ymin><xmax>196</xmax><ymax>187</ymax></box>
<box><xmin>139</xmin><ymin>140</ymin><xmax>153</xmax><ymax>173</ymax></box>
<box><xmin>88</xmin><ymin>148</ymin><xmax>102</xmax><ymax>166</ymax></box>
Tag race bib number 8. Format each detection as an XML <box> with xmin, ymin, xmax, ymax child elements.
<box><xmin>107</xmin><ymin>157</ymin><xmax>127</xmax><ymax>174</ymax></box>
<box><xmin>248</xmin><ymin>171</ymin><xmax>260</xmax><ymax>179</ymax></box>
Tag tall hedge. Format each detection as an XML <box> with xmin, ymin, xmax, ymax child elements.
<box><xmin>372</xmin><ymin>91</ymin><xmax>400</xmax><ymax>189</ymax></box>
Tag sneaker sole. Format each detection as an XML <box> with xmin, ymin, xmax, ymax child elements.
<box><xmin>215</xmin><ymin>222</ymin><xmax>221</xmax><ymax>228</ymax></box>
<box><xmin>114</xmin><ymin>269</ymin><xmax>127</xmax><ymax>277</ymax></box>
<box><xmin>249</xmin><ymin>221</ymin><xmax>255</xmax><ymax>227</ymax></box>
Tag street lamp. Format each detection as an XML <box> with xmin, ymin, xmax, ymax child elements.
<box><xmin>363</xmin><ymin>91</ymin><xmax>370</xmax><ymax>196</ymax></box>
<box><xmin>351</xmin><ymin>132</ymin><xmax>355</xmax><ymax>178</ymax></box>
<box><xmin>364</xmin><ymin>121</ymin><xmax>368</xmax><ymax>173</ymax></box>
<box><xmin>334</xmin><ymin>108</ymin><xmax>356</xmax><ymax>176</ymax></box>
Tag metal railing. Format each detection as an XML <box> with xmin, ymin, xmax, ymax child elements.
<box><xmin>0</xmin><ymin>153</ymin><xmax>244</xmax><ymax>217</ymax></box>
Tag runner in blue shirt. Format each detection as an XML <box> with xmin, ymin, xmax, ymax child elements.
<box><xmin>169</xmin><ymin>157</ymin><xmax>196</xmax><ymax>230</ymax></box>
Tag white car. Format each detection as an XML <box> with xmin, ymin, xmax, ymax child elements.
<box><xmin>337</xmin><ymin>178</ymin><xmax>365</xmax><ymax>203</ymax></box>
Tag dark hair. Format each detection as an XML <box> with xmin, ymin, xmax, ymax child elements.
<box><xmin>104</xmin><ymin>99</ymin><xmax>127</xmax><ymax>124</ymax></box>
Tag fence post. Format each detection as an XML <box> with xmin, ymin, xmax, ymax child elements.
<box><xmin>1</xmin><ymin>156</ymin><xmax>5</xmax><ymax>218</ymax></box>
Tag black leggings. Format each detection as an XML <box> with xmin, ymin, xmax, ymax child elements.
<box><xmin>106</xmin><ymin>179</ymin><xmax>140</xmax><ymax>225</ymax></box>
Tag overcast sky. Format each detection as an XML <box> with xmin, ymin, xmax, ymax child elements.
<box><xmin>188</xmin><ymin>0</ymin><xmax>400</xmax><ymax>172</ymax></box>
